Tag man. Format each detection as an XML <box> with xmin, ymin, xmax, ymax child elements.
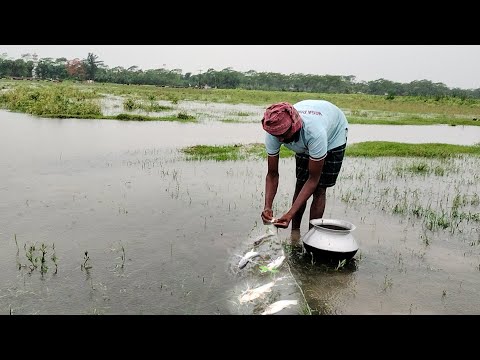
<box><xmin>260</xmin><ymin>100</ymin><xmax>348</xmax><ymax>240</ymax></box>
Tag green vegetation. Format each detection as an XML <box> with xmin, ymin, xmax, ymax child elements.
<box><xmin>182</xmin><ymin>144</ymin><xmax>260</xmax><ymax>161</ymax></box>
<box><xmin>181</xmin><ymin>142</ymin><xmax>480</xmax><ymax>161</ymax></box>
<box><xmin>258</xmin><ymin>265</ymin><xmax>279</xmax><ymax>274</ymax></box>
<box><xmin>345</xmin><ymin>142</ymin><xmax>480</xmax><ymax>158</ymax></box>
<box><xmin>62</xmin><ymin>83</ymin><xmax>480</xmax><ymax>116</ymax></box>
<box><xmin>123</xmin><ymin>97</ymin><xmax>173</xmax><ymax>112</ymax></box>
<box><xmin>337</xmin><ymin>154</ymin><xmax>480</xmax><ymax>237</ymax></box>
<box><xmin>348</xmin><ymin>115</ymin><xmax>479</xmax><ymax>126</ymax></box>
<box><xmin>394</xmin><ymin>161</ymin><xmax>447</xmax><ymax>176</ymax></box>
<box><xmin>1</xmin><ymin>80</ymin><xmax>479</xmax><ymax>125</ymax></box>
<box><xmin>112</xmin><ymin>112</ymin><xmax>196</xmax><ymax>122</ymax></box>
<box><xmin>0</xmin><ymin>83</ymin><xmax>197</xmax><ymax>121</ymax></box>
<box><xmin>0</xmin><ymin>83</ymin><xmax>101</xmax><ymax>117</ymax></box>
<box><xmin>15</xmin><ymin>236</ymin><xmax>58</xmax><ymax>275</ymax></box>
<box><xmin>181</xmin><ymin>143</ymin><xmax>295</xmax><ymax>161</ymax></box>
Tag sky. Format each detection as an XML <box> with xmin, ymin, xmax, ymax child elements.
<box><xmin>1</xmin><ymin>45</ymin><xmax>479</xmax><ymax>90</ymax></box>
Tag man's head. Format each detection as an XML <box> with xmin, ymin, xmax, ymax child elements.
<box><xmin>262</xmin><ymin>102</ymin><xmax>302</xmax><ymax>142</ymax></box>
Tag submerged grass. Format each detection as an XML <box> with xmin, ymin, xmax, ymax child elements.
<box><xmin>393</xmin><ymin>161</ymin><xmax>448</xmax><ymax>176</ymax></box>
<box><xmin>181</xmin><ymin>144</ymin><xmax>294</xmax><ymax>161</ymax></box>
<box><xmin>17</xmin><ymin>112</ymin><xmax>197</xmax><ymax>122</ymax></box>
<box><xmin>111</xmin><ymin>112</ymin><xmax>196</xmax><ymax>122</ymax></box>
<box><xmin>181</xmin><ymin>142</ymin><xmax>480</xmax><ymax>161</ymax></box>
<box><xmin>123</xmin><ymin>97</ymin><xmax>173</xmax><ymax>112</ymax></box>
<box><xmin>337</xmin><ymin>155</ymin><xmax>480</xmax><ymax>236</ymax></box>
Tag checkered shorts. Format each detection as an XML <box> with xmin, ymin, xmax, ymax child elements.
<box><xmin>295</xmin><ymin>143</ymin><xmax>346</xmax><ymax>188</ymax></box>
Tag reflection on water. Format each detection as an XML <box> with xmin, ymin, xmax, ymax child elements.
<box><xmin>288</xmin><ymin>250</ymin><xmax>359</xmax><ymax>315</ymax></box>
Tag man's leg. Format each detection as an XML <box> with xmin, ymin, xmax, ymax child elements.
<box><xmin>291</xmin><ymin>181</ymin><xmax>307</xmax><ymax>230</ymax></box>
<box><xmin>291</xmin><ymin>153</ymin><xmax>309</xmax><ymax>241</ymax></box>
<box><xmin>308</xmin><ymin>143</ymin><xmax>347</xmax><ymax>227</ymax></box>
<box><xmin>309</xmin><ymin>187</ymin><xmax>326</xmax><ymax>229</ymax></box>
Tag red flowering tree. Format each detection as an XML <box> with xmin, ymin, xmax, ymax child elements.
<box><xmin>65</xmin><ymin>58</ymin><xmax>86</xmax><ymax>80</ymax></box>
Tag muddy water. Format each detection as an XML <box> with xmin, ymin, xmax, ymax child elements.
<box><xmin>1</xmin><ymin>108</ymin><xmax>480</xmax><ymax>314</ymax></box>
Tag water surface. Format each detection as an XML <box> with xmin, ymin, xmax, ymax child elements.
<box><xmin>1</xmin><ymin>108</ymin><xmax>479</xmax><ymax>314</ymax></box>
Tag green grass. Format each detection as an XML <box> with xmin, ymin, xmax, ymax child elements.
<box><xmin>348</xmin><ymin>116</ymin><xmax>479</xmax><ymax>126</ymax></box>
<box><xmin>18</xmin><ymin>112</ymin><xmax>197</xmax><ymax>122</ymax></box>
<box><xmin>0</xmin><ymin>83</ymin><xmax>101</xmax><ymax>117</ymax></box>
<box><xmin>182</xmin><ymin>144</ymin><xmax>254</xmax><ymax>161</ymax></box>
<box><xmin>181</xmin><ymin>144</ymin><xmax>295</xmax><ymax>161</ymax></box>
<box><xmin>2</xmin><ymin>80</ymin><xmax>480</xmax><ymax>122</ymax></box>
<box><xmin>346</xmin><ymin>142</ymin><xmax>480</xmax><ymax>158</ymax></box>
<box><xmin>181</xmin><ymin>142</ymin><xmax>480</xmax><ymax>161</ymax></box>
<box><xmin>123</xmin><ymin>97</ymin><xmax>173</xmax><ymax>112</ymax></box>
<box><xmin>78</xmin><ymin>82</ymin><xmax>480</xmax><ymax>115</ymax></box>
<box><xmin>111</xmin><ymin>112</ymin><xmax>196</xmax><ymax>122</ymax></box>
<box><xmin>394</xmin><ymin>161</ymin><xmax>447</xmax><ymax>176</ymax></box>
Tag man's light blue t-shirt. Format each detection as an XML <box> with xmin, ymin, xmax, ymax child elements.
<box><xmin>265</xmin><ymin>100</ymin><xmax>348</xmax><ymax>160</ymax></box>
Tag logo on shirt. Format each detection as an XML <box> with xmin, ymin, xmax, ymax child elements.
<box><xmin>297</xmin><ymin>110</ymin><xmax>322</xmax><ymax>116</ymax></box>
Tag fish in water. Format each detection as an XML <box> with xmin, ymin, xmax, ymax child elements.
<box><xmin>238</xmin><ymin>249</ymin><xmax>261</xmax><ymax>269</ymax></box>
<box><xmin>253</xmin><ymin>224</ymin><xmax>277</xmax><ymax>246</ymax></box>
<box><xmin>266</xmin><ymin>255</ymin><xmax>285</xmax><ymax>271</ymax></box>
<box><xmin>253</xmin><ymin>232</ymin><xmax>276</xmax><ymax>247</ymax></box>
<box><xmin>261</xmin><ymin>300</ymin><xmax>298</xmax><ymax>315</ymax></box>
<box><xmin>238</xmin><ymin>281</ymin><xmax>275</xmax><ymax>303</ymax></box>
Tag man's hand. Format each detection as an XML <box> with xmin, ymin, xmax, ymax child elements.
<box><xmin>261</xmin><ymin>208</ymin><xmax>274</xmax><ymax>224</ymax></box>
<box><xmin>273</xmin><ymin>214</ymin><xmax>292</xmax><ymax>229</ymax></box>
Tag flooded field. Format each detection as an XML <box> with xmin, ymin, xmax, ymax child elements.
<box><xmin>0</xmin><ymin>102</ymin><xmax>479</xmax><ymax>315</ymax></box>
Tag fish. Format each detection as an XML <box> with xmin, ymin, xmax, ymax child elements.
<box><xmin>261</xmin><ymin>300</ymin><xmax>298</xmax><ymax>315</ymax></box>
<box><xmin>238</xmin><ymin>249</ymin><xmax>261</xmax><ymax>269</ymax></box>
<box><xmin>266</xmin><ymin>255</ymin><xmax>285</xmax><ymax>271</ymax></box>
<box><xmin>238</xmin><ymin>281</ymin><xmax>276</xmax><ymax>303</ymax></box>
<box><xmin>253</xmin><ymin>232</ymin><xmax>276</xmax><ymax>247</ymax></box>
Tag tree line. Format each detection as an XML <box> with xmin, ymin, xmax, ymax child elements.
<box><xmin>2</xmin><ymin>52</ymin><xmax>480</xmax><ymax>99</ymax></box>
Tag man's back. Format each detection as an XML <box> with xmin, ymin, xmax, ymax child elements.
<box><xmin>265</xmin><ymin>99</ymin><xmax>348</xmax><ymax>159</ymax></box>
<box><xmin>294</xmin><ymin>100</ymin><xmax>348</xmax><ymax>153</ymax></box>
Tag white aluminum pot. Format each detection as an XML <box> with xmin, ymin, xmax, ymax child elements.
<box><xmin>302</xmin><ymin>218</ymin><xmax>358</xmax><ymax>263</ymax></box>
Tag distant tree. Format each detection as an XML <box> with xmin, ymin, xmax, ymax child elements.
<box><xmin>34</xmin><ymin>58</ymin><xmax>67</xmax><ymax>79</ymax></box>
<box><xmin>66</xmin><ymin>58</ymin><xmax>86</xmax><ymax>80</ymax></box>
<box><xmin>84</xmin><ymin>53</ymin><xmax>104</xmax><ymax>81</ymax></box>
<box><xmin>12</xmin><ymin>59</ymin><xmax>31</xmax><ymax>77</ymax></box>
<box><xmin>1</xmin><ymin>52</ymin><xmax>480</xmax><ymax>98</ymax></box>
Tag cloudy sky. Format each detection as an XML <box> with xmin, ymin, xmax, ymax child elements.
<box><xmin>1</xmin><ymin>45</ymin><xmax>479</xmax><ymax>90</ymax></box>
